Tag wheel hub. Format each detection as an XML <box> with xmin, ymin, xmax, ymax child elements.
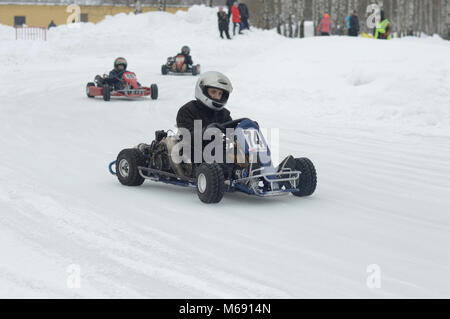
<box><xmin>119</xmin><ymin>159</ymin><xmax>130</xmax><ymax>178</ymax></box>
<box><xmin>197</xmin><ymin>173</ymin><xmax>207</xmax><ymax>193</ymax></box>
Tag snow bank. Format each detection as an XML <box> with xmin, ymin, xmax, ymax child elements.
<box><xmin>3</xmin><ymin>6</ymin><xmax>450</xmax><ymax>136</ymax></box>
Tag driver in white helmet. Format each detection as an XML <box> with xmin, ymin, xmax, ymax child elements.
<box><xmin>176</xmin><ymin>71</ymin><xmax>233</xmax><ymax>163</ymax></box>
<box><xmin>177</xmin><ymin>71</ymin><xmax>233</xmax><ymax>135</ymax></box>
<box><xmin>138</xmin><ymin>72</ymin><xmax>233</xmax><ymax>161</ymax></box>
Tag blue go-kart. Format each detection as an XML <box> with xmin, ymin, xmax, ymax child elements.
<box><xmin>109</xmin><ymin>119</ymin><xmax>317</xmax><ymax>204</ymax></box>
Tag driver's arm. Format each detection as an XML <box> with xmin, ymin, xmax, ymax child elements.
<box><xmin>222</xmin><ymin>109</ymin><xmax>232</xmax><ymax>126</ymax></box>
<box><xmin>176</xmin><ymin>105</ymin><xmax>195</xmax><ymax>134</ymax></box>
<box><xmin>108</xmin><ymin>70</ymin><xmax>121</xmax><ymax>81</ymax></box>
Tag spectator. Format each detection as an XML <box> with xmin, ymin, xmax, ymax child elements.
<box><xmin>374</xmin><ymin>10</ymin><xmax>391</xmax><ymax>40</ymax></box>
<box><xmin>238</xmin><ymin>0</ymin><xmax>250</xmax><ymax>30</ymax></box>
<box><xmin>318</xmin><ymin>14</ymin><xmax>334</xmax><ymax>36</ymax></box>
<box><xmin>48</xmin><ymin>20</ymin><xmax>56</xmax><ymax>29</ymax></box>
<box><xmin>349</xmin><ymin>10</ymin><xmax>360</xmax><ymax>36</ymax></box>
<box><xmin>226</xmin><ymin>0</ymin><xmax>234</xmax><ymax>16</ymax></box>
<box><xmin>231</xmin><ymin>2</ymin><xmax>242</xmax><ymax>36</ymax></box>
<box><xmin>345</xmin><ymin>13</ymin><xmax>351</xmax><ymax>34</ymax></box>
<box><xmin>217</xmin><ymin>7</ymin><xmax>231</xmax><ymax>39</ymax></box>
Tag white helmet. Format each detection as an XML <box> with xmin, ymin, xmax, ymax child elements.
<box><xmin>195</xmin><ymin>71</ymin><xmax>233</xmax><ymax>111</ymax></box>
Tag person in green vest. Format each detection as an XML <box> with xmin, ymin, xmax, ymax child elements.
<box><xmin>374</xmin><ymin>10</ymin><xmax>391</xmax><ymax>40</ymax></box>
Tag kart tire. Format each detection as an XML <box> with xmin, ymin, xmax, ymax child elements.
<box><xmin>161</xmin><ymin>65</ymin><xmax>168</xmax><ymax>75</ymax></box>
<box><xmin>102</xmin><ymin>84</ymin><xmax>111</xmax><ymax>101</ymax></box>
<box><xmin>192</xmin><ymin>66</ymin><xmax>197</xmax><ymax>76</ymax></box>
<box><xmin>150</xmin><ymin>84</ymin><xmax>158</xmax><ymax>100</ymax></box>
<box><xmin>291</xmin><ymin>158</ymin><xmax>317</xmax><ymax>197</ymax></box>
<box><xmin>196</xmin><ymin>163</ymin><xmax>225</xmax><ymax>204</ymax></box>
<box><xmin>116</xmin><ymin>149</ymin><xmax>146</xmax><ymax>187</ymax></box>
<box><xmin>86</xmin><ymin>82</ymin><xmax>95</xmax><ymax>98</ymax></box>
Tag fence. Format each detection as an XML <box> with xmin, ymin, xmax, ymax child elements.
<box><xmin>15</xmin><ymin>26</ymin><xmax>47</xmax><ymax>41</ymax></box>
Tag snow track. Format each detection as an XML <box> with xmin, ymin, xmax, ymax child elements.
<box><xmin>1</xmin><ymin>6</ymin><xmax>450</xmax><ymax>298</ymax></box>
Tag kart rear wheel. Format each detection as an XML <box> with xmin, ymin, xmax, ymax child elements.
<box><xmin>86</xmin><ymin>82</ymin><xmax>95</xmax><ymax>98</ymax></box>
<box><xmin>150</xmin><ymin>84</ymin><xmax>158</xmax><ymax>100</ymax></box>
<box><xmin>192</xmin><ymin>66</ymin><xmax>197</xmax><ymax>76</ymax></box>
<box><xmin>161</xmin><ymin>65</ymin><xmax>168</xmax><ymax>75</ymax></box>
<box><xmin>116</xmin><ymin>149</ymin><xmax>146</xmax><ymax>186</ymax></box>
<box><xmin>102</xmin><ymin>84</ymin><xmax>111</xmax><ymax>101</ymax></box>
<box><xmin>291</xmin><ymin>158</ymin><xmax>317</xmax><ymax>197</ymax></box>
<box><xmin>196</xmin><ymin>163</ymin><xmax>225</xmax><ymax>204</ymax></box>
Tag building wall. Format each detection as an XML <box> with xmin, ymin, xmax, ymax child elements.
<box><xmin>0</xmin><ymin>4</ymin><xmax>188</xmax><ymax>27</ymax></box>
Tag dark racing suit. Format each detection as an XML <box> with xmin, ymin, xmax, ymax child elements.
<box><xmin>96</xmin><ymin>69</ymin><xmax>139</xmax><ymax>90</ymax></box>
<box><xmin>177</xmin><ymin>100</ymin><xmax>232</xmax><ymax>134</ymax></box>
<box><xmin>176</xmin><ymin>100</ymin><xmax>232</xmax><ymax>165</ymax></box>
<box><xmin>108</xmin><ymin>69</ymin><xmax>126</xmax><ymax>89</ymax></box>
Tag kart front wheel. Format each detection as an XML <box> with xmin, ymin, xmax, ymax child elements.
<box><xmin>291</xmin><ymin>158</ymin><xmax>317</xmax><ymax>197</ymax></box>
<box><xmin>161</xmin><ymin>65</ymin><xmax>168</xmax><ymax>75</ymax></box>
<box><xmin>102</xmin><ymin>84</ymin><xmax>111</xmax><ymax>101</ymax></box>
<box><xmin>86</xmin><ymin>82</ymin><xmax>95</xmax><ymax>98</ymax></box>
<box><xmin>150</xmin><ymin>84</ymin><xmax>158</xmax><ymax>100</ymax></box>
<box><xmin>116</xmin><ymin>149</ymin><xmax>146</xmax><ymax>186</ymax></box>
<box><xmin>196</xmin><ymin>163</ymin><xmax>225</xmax><ymax>204</ymax></box>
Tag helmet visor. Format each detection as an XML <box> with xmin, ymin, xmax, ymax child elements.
<box><xmin>115</xmin><ymin>58</ymin><xmax>127</xmax><ymax>69</ymax></box>
<box><xmin>203</xmin><ymin>86</ymin><xmax>229</xmax><ymax>106</ymax></box>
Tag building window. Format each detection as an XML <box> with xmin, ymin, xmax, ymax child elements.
<box><xmin>80</xmin><ymin>14</ymin><xmax>88</xmax><ymax>23</ymax></box>
<box><xmin>14</xmin><ymin>16</ymin><xmax>26</xmax><ymax>26</ymax></box>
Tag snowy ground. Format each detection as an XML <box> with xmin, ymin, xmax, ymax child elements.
<box><xmin>1</xmin><ymin>6</ymin><xmax>450</xmax><ymax>298</ymax></box>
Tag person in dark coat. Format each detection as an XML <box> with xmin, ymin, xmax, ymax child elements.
<box><xmin>217</xmin><ymin>7</ymin><xmax>231</xmax><ymax>39</ymax></box>
<box><xmin>238</xmin><ymin>0</ymin><xmax>250</xmax><ymax>30</ymax></box>
<box><xmin>349</xmin><ymin>10</ymin><xmax>360</xmax><ymax>36</ymax></box>
<box><xmin>226</xmin><ymin>0</ymin><xmax>234</xmax><ymax>16</ymax></box>
<box><xmin>48</xmin><ymin>20</ymin><xmax>56</xmax><ymax>29</ymax></box>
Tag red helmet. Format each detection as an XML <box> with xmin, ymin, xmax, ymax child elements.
<box><xmin>324</xmin><ymin>14</ymin><xmax>330</xmax><ymax>19</ymax></box>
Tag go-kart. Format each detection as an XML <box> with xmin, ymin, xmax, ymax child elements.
<box><xmin>161</xmin><ymin>55</ymin><xmax>201</xmax><ymax>76</ymax></box>
<box><xmin>108</xmin><ymin>118</ymin><xmax>317</xmax><ymax>204</ymax></box>
<box><xmin>86</xmin><ymin>71</ymin><xmax>158</xmax><ymax>101</ymax></box>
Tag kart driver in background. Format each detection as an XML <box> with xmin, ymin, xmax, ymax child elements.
<box><xmin>95</xmin><ymin>57</ymin><xmax>132</xmax><ymax>90</ymax></box>
<box><xmin>172</xmin><ymin>46</ymin><xmax>194</xmax><ymax>73</ymax></box>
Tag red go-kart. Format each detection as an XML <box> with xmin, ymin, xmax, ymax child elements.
<box><xmin>86</xmin><ymin>71</ymin><xmax>158</xmax><ymax>101</ymax></box>
<box><xmin>161</xmin><ymin>55</ymin><xmax>201</xmax><ymax>76</ymax></box>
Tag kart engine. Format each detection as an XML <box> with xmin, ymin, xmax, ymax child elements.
<box><xmin>150</xmin><ymin>130</ymin><xmax>170</xmax><ymax>172</ymax></box>
<box><xmin>151</xmin><ymin>142</ymin><xmax>170</xmax><ymax>172</ymax></box>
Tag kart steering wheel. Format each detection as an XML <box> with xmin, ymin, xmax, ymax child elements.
<box><xmin>207</xmin><ymin>118</ymin><xmax>253</xmax><ymax>133</ymax></box>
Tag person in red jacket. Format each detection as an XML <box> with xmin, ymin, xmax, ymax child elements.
<box><xmin>231</xmin><ymin>2</ymin><xmax>243</xmax><ymax>36</ymax></box>
<box><xmin>318</xmin><ymin>13</ymin><xmax>334</xmax><ymax>36</ymax></box>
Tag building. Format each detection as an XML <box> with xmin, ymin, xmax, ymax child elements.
<box><xmin>0</xmin><ymin>1</ymin><xmax>192</xmax><ymax>28</ymax></box>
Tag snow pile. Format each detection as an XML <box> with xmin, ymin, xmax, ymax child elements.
<box><xmin>1</xmin><ymin>6</ymin><xmax>450</xmax><ymax>298</ymax></box>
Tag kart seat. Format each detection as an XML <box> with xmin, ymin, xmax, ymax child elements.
<box><xmin>163</xmin><ymin>136</ymin><xmax>192</xmax><ymax>178</ymax></box>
